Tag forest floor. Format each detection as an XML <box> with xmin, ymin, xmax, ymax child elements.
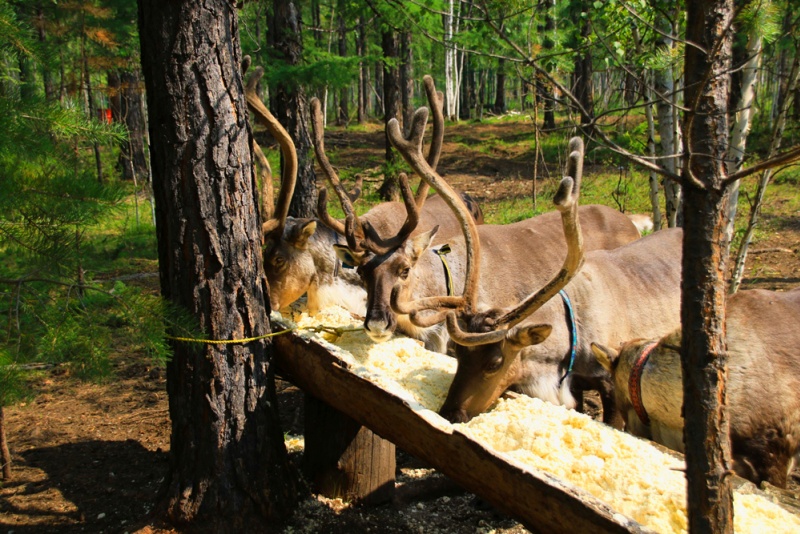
<box><xmin>2</xmin><ymin>117</ymin><xmax>800</xmax><ymax>533</ymax></box>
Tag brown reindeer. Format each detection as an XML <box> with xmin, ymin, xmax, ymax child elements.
<box><xmin>591</xmin><ymin>287</ymin><xmax>800</xmax><ymax>488</ymax></box>
<box><xmin>389</xmin><ymin>132</ymin><xmax>683</xmax><ymax>425</ymax></box>
<box><xmin>254</xmin><ymin>74</ymin><xmax>481</xmax><ymax>315</ymax></box>
<box><xmin>366</xmin><ymin>109</ymin><xmax>641</xmax><ymax>352</ymax></box>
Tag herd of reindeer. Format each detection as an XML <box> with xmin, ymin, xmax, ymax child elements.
<box><xmin>246</xmin><ymin>71</ymin><xmax>800</xmax><ymax>490</ymax></box>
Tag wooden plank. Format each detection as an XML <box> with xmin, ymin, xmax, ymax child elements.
<box><xmin>273</xmin><ymin>328</ymin><xmax>651</xmax><ymax>534</ymax></box>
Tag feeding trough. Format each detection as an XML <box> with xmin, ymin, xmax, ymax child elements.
<box><xmin>271</xmin><ymin>306</ymin><xmax>800</xmax><ymax>534</ymax></box>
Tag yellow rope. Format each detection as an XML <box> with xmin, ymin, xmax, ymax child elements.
<box><xmin>165</xmin><ymin>324</ymin><xmax>364</xmax><ymax>345</ymax></box>
<box><xmin>166</xmin><ymin>327</ymin><xmax>295</xmax><ymax>344</ymax></box>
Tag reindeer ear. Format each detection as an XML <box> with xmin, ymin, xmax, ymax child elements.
<box><xmin>591</xmin><ymin>343</ymin><xmax>618</xmax><ymax>373</ymax></box>
<box><xmin>287</xmin><ymin>220</ymin><xmax>317</xmax><ymax>250</ymax></box>
<box><xmin>333</xmin><ymin>244</ymin><xmax>365</xmax><ymax>268</ymax></box>
<box><xmin>506</xmin><ymin>324</ymin><xmax>552</xmax><ymax>349</ymax></box>
<box><xmin>405</xmin><ymin>225</ymin><xmax>439</xmax><ymax>263</ymax></box>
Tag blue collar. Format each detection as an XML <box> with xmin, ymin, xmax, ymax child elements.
<box><xmin>558</xmin><ymin>289</ymin><xmax>577</xmax><ymax>386</ymax></box>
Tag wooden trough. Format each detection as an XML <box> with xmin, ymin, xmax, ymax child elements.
<box><xmin>271</xmin><ymin>314</ymin><xmax>800</xmax><ymax>534</ymax></box>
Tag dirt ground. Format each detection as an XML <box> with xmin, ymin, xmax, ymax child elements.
<box><xmin>3</xmin><ymin>119</ymin><xmax>800</xmax><ymax>533</ymax></box>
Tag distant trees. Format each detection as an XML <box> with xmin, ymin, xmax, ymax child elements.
<box><xmin>0</xmin><ymin>0</ymin><xmax>156</xmax><ymax>483</ymax></box>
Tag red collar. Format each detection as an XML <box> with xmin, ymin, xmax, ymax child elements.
<box><xmin>629</xmin><ymin>342</ymin><xmax>658</xmax><ymax>426</ymax></box>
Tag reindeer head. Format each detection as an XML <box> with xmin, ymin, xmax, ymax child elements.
<box><xmin>389</xmin><ymin>136</ymin><xmax>587</xmax><ymax>422</ymax></box>
<box><xmin>312</xmin><ymin>76</ymin><xmax>448</xmax><ymax>342</ymax></box>
<box><xmin>262</xmin><ymin>218</ymin><xmax>319</xmax><ymax>311</ymax></box>
<box><xmin>243</xmin><ymin>64</ymin><xmax>309</xmax><ymax>312</ymax></box>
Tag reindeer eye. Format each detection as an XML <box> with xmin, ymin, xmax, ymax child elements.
<box><xmin>485</xmin><ymin>354</ymin><xmax>504</xmax><ymax>373</ymax></box>
<box><xmin>399</xmin><ymin>267</ymin><xmax>410</xmax><ymax>280</ymax></box>
<box><xmin>272</xmin><ymin>256</ymin><xmax>287</xmax><ymax>270</ymax></box>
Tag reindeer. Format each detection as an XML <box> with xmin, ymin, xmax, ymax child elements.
<box><xmin>309</xmin><ymin>76</ymin><xmax>485</xmax><ymax>330</ymax></box>
<box><xmin>251</xmin><ymin>73</ymin><xmax>481</xmax><ymax>315</ymax></box>
<box><xmin>389</xmin><ymin>132</ymin><xmax>683</xmax><ymax>425</ymax></box>
<box><xmin>590</xmin><ymin>287</ymin><xmax>800</xmax><ymax>488</ymax></box>
<box><xmin>354</xmin><ymin>109</ymin><xmax>641</xmax><ymax>353</ymax></box>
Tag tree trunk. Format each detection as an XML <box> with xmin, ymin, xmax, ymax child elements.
<box><xmin>80</xmin><ymin>9</ymin><xmax>103</xmax><ymax>184</ymax></box>
<box><xmin>644</xmin><ymin>75</ymin><xmax>663</xmax><ymax>230</ymax></box>
<box><xmin>443</xmin><ymin>0</ymin><xmax>458</xmax><ymax>120</ymax></box>
<box><xmin>109</xmin><ymin>70</ymin><xmax>149</xmax><ymax>182</ymax></box>
<box><xmin>681</xmin><ymin>0</ymin><xmax>735</xmax><ymax>531</ymax></box>
<box><xmin>723</xmin><ymin>29</ymin><xmax>762</xmax><ymax>245</ymax></box>
<box><xmin>356</xmin><ymin>15</ymin><xmax>367</xmax><ymax>123</ymax></box>
<box><xmin>19</xmin><ymin>56</ymin><xmax>37</xmax><ymax>101</ymax></box>
<box><xmin>460</xmin><ymin>54</ymin><xmax>473</xmax><ymax>120</ymax></box>
<box><xmin>379</xmin><ymin>30</ymin><xmax>400</xmax><ymax>201</ymax></box>
<box><xmin>400</xmin><ymin>31</ymin><xmax>414</xmax><ymax>134</ymax></box>
<box><xmin>137</xmin><ymin>1</ymin><xmax>298</xmax><ymax>529</ymax></box>
<box><xmin>311</xmin><ymin>0</ymin><xmax>322</xmax><ymax>47</ymax></box>
<box><xmin>573</xmin><ymin>11</ymin><xmax>594</xmax><ymax>133</ymax></box>
<box><xmin>34</xmin><ymin>4</ymin><xmax>56</xmax><ymax>101</ymax></box>
<box><xmin>541</xmin><ymin>0</ymin><xmax>557</xmax><ymax>130</ymax></box>
<box><xmin>654</xmin><ymin>9</ymin><xmax>682</xmax><ymax>228</ymax></box>
<box><xmin>374</xmin><ymin>60</ymin><xmax>384</xmax><ymax>116</ymax></box>
<box><xmin>476</xmin><ymin>68</ymin><xmax>486</xmax><ymax>120</ymax></box>
<box><xmin>0</xmin><ymin>406</ymin><xmax>10</xmax><ymax>481</ymax></box>
<box><xmin>269</xmin><ymin>0</ymin><xmax>318</xmax><ymax>218</ymax></box>
<box><xmin>493</xmin><ymin>58</ymin><xmax>506</xmax><ymax>114</ymax></box>
<box><xmin>336</xmin><ymin>6</ymin><xmax>348</xmax><ymax>126</ymax></box>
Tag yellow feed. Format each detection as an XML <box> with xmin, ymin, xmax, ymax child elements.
<box><xmin>279</xmin><ymin>304</ymin><xmax>800</xmax><ymax>533</ymax></box>
<box><xmin>335</xmin><ymin>330</ymin><xmax>456</xmax><ymax>412</ymax></box>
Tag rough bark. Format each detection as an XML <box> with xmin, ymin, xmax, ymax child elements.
<box><xmin>269</xmin><ymin>0</ymin><xmax>318</xmax><ymax>218</ymax></box>
<box><xmin>681</xmin><ymin>0</ymin><xmax>735</xmax><ymax>531</ymax></box>
<box><xmin>137</xmin><ymin>1</ymin><xmax>298</xmax><ymax>529</ymax></box>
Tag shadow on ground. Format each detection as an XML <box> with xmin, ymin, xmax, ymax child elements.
<box><xmin>1</xmin><ymin>440</ymin><xmax>167</xmax><ymax>533</ymax></box>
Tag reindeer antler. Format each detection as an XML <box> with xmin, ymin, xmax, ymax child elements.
<box><xmin>310</xmin><ymin>97</ymin><xmax>357</xmax><ymax>238</ymax></box>
<box><xmin>387</xmin><ymin>108</ymin><xmax>482</xmax><ymax>315</ymax></box>
<box><xmin>244</xmin><ymin>66</ymin><xmax>296</xmax><ymax>236</ymax></box>
<box><xmin>446</xmin><ymin>137</ymin><xmax>586</xmax><ymax>346</ymax></box>
<box><xmin>415</xmin><ymin>75</ymin><xmax>445</xmax><ymax>207</ymax></box>
<box><xmin>311</xmin><ymin>97</ymin><xmax>420</xmax><ymax>255</ymax></box>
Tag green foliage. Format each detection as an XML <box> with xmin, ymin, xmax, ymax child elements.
<box><xmin>0</xmin><ymin>349</ymin><xmax>25</xmax><ymax>406</ymax></box>
<box><xmin>0</xmin><ymin>0</ymin><xmax>179</xmax><ymax>403</ymax></box>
